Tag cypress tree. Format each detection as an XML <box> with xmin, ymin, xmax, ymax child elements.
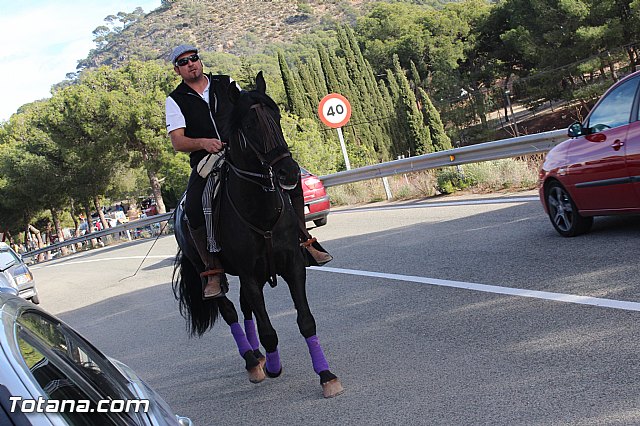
<box><xmin>384</xmin><ymin>71</ymin><xmax>410</xmax><ymax>157</ymax></box>
<box><xmin>386</xmin><ymin>68</ymin><xmax>400</xmax><ymax>100</ymax></box>
<box><xmin>317</xmin><ymin>44</ymin><xmax>341</xmax><ymax>94</ymax></box>
<box><xmin>393</xmin><ymin>55</ymin><xmax>432</xmax><ymax>155</ymax></box>
<box><xmin>332</xmin><ymin>55</ymin><xmax>376</xmax><ymax>167</ymax></box>
<box><xmin>338</xmin><ymin>25</ymin><xmax>392</xmax><ymax>161</ymax></box>
<box><xmin>296</xmin><ymin>60</ymin><xmax>320</xmax><ymax>119</ymax></box>
<box><xmin>419</xmin><ymin>88</ymin><xmax>452</xmax><ymax>151</ymax></box>
<box><xmin>409</xmin><ymin>60</ymin><xmax>422</xmax><ymax>97</ymax></box>
<box><xmin>278</xmin><ymin>51</ymin><xmax>306</xmax><ymax>116</ymax></box>
<box><xmin>379</xmin><ymin>79</ymin><xmax>404</xmax><ymax>158</ymax></box>
<box><xmin>346</xmin><ymin>25</ymin><xmax>394</xmax><ymax>160</ymax></box>
<box><xmin>335</xmin><ymin>27</ymin><xmax>377</xmax><ymax>160</ymax></box>
<box><xmin>308</xmin><ymin>56</ymin><xmax>328</xmax><ymax>98</ymax></box>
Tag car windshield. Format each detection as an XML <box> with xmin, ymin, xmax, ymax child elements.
<box><xmin>0</xmin><ymin>249</ymin><xmax>18</xmax><ymax>271</ymax></box>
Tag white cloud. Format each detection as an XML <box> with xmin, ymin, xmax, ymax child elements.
<box><xmin>0</xmin><ymin>1</ymin><xmax>160</xmax><ymax>121</ymax></box>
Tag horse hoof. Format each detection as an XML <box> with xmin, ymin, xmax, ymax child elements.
<box><xmin>258</xmin><ymin>356</ymin><xmax>266</xmax><ymax>369</ymax></box>
<box><xmin>248</xmin><ymin>365</ymin><xmax>266</xmax><ymax>383</ymax></box>
<box><xmin>322</xmin><ymin>379</ymin><xmax>344</xmax><ymax>398</ymax></box>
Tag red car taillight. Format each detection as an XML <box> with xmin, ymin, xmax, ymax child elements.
<box><xmin>304</xmin><ymin>177</ymin><xmax>322</xmax><ymax>190</ymax></box>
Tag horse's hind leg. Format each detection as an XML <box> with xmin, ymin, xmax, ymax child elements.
<box><xmin>283</xmin><ymin>267</ymin><xmax>344</xmax><ymax>398</ymax></box>
<box><xmin>240</xmin><ymin>290</ymin><xmax>265</xmax><ymax>368</ymax></box>
<box><xmin>219</xmin><ymin>297</ymin><xmax>265</xmax><ymax>383</ymax></box>
<box><xmin>241</xmin><ymin>281</ymin><xmax>282</xmax><ymax>378</ymax></box>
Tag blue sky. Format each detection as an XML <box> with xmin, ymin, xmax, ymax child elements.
<box><xmin>0</xmin><ymin>0</ymin><xmax>161</xmax><ymax>121</ymax></box>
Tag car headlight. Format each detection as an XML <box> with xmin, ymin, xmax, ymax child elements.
<box><xmin>14</xmin><ymin>272</ymin><xmax>32</xmax><ymax>285</ymax></box>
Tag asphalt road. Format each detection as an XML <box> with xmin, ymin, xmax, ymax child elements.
<box><xmin>31</xmin><ymin>190</ymin><xmax>640</xmax><ymax>425</ymax></box>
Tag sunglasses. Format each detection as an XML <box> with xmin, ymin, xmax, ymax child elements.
<box><xmin>175</xmin><ymin>54</ymin><xmax>199</xmax><ymax>67</ymax></box>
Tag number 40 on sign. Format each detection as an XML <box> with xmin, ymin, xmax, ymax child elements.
<box><xmin>318</xmin><ymin>93</ymin><xmax>352</xmax><ymax>169</ymax></box>
<box><xmin>318</xmin><ymin>93</ymin><xmax>351</xmax><ymax>128</ymax></box>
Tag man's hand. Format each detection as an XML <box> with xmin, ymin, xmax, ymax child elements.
<box><xmin>169</xmin><ymin>128</ymin><xmax>225</xmax><ymax>154</ymax></box>
<box><xmin>200</xmin><ymin>137</ymin><xmax>224</xmax><ymax>154</ymax></box>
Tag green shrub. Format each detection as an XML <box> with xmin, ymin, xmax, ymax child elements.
<box><xmin>436</xmin><ymin>167</ymin><xmax>474</xmax><ymax>194</ymax></box>
<box><xmin>462</xmin><ymin>158</ymin><xmax>537</xmax><ymax>191</ymax></box>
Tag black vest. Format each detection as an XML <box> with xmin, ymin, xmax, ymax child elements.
<box><xmin>168</xmin><ymin>74</ymin><xmax>233</xmax><ymax>168</ymax></box>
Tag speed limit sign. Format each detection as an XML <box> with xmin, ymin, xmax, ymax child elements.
<box><xmin>318</xmin><ymin>93</ymin><xmax>351</xmax><ymax>128</ymax></box>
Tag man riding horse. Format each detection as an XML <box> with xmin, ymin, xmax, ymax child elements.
<box><xmin>165</xmin><ymin>44</ymin><xmax>332</xmax><ymax>300</ymax></box>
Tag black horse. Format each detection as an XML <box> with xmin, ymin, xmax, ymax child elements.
<box><xmin>173</xmin><ymin>72</ymin><xmax>343</xmax><ymax>398</ymax></box>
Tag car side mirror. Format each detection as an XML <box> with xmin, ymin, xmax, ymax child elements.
<box><xmin>567</xmin><ymin>122</ymin><xmax>583</xmax><ymax>137</ymax></box>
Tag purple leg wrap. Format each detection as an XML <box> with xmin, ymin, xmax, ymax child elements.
<box><xmin>230</xmin><ymin>323</ymin><xmax>252</xmax><ymax>356</ymax></box>
<box><xmin>244</xmin><ymin>319</ymin><xmax>260</xmax><ymax>351</ymax></box>
<box><xmin>265</xmin><ymin>350</ymin><xmax>281</xmax><ymax>374</ymax></box>
<box><xmin>306</xmin><ymin>335</ymin><xmax>330</xmax><ymax>374</ymax></box>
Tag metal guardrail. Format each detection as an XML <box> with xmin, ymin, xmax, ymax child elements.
<box><xmin>25</xmin><ymin>212</ymin><xmax>174</xmax><ymax>260</ymax></box>
<box><xmin>24</xmin><ymin>128</ymin><xmax>568</xmax><ymax>260</ymax></box>
<box><xmin>319</xmin><ymin>129</ymin><xmax>566</xmax><ymax>187</ymax></box>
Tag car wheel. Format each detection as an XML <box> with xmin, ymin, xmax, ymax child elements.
<box><xmin>30</xmin><ymin>291</ymin><xmax>40</xmax><ymax>305</ymax></box>
<box><xmin>546</xmin><ymin>182</ymin><xmax>593</xmax><ymax>237</ymax></box>
<box><xmin>313</xmin><ymin>217</ymin><xmax>328</xmax><ymax>227</ymax></box>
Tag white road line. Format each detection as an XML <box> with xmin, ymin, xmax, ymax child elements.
<box><xmin>332</xmin><ymin>196</ymin><xmax>539</xmax><ymax>214</ymax></box>
<box><xmin>32</xmin><ymin>255</ymin><xmax>174</xmax><ymax>269</ymax></box>
<box><xmin>310</xmin><ymin>266</ymin><xmax>640</xmax><ymax>312</ymax></box>
<box><xmin>37</xmin><ymin>255</ymin><xmax>640</xmax><ymax>312</ymax></box>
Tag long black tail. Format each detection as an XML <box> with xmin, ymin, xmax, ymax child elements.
<box><xmin>172</xmin><ymin>248</ymin><xmax>220</xmax><ymax>337</ymax></box>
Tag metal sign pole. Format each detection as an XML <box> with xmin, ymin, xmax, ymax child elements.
<box><xmin>336</xmin><ymin>127</ymin><xmax>351</xmax><ymax>170</ymax></box>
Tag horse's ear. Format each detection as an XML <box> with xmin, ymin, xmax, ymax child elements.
<box><xmin>228</xmin><ymin>80</ymin><xmax>241</xmax><ymax>104</ymax></box>
<box><xmin>256</xmin><ymin>71</ymin><xmax>266</xmax><ymax>94</ymax></box>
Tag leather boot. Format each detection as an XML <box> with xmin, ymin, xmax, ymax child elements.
<box><xmin>290</xmin><ymin>192</ymin><xmax>333</xmax><ymax>266</ymax></box>
<box><xmin>188</xmin><ymin>225</ymin><xmax>227</xmax><ymax>299</ymax></box>
<box><xmin>300</xmin><ymin>237</ymin><xmax>333</xmax><ymax>266</ymax></box>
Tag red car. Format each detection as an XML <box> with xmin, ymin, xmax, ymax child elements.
<box><xmin>301</xmin><ymin>167</ymin><xmax>330</xmax><ymax>227</ymax></box>
<box><xmin>538</xmin><ymin>70</ymin><xmax>640</xmax><ymax>236</ymax></box>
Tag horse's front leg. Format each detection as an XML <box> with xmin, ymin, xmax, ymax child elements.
<box><xmin>241</xmin><ymin>279</ymin><xmax>282</xmax><ymax>377</ymax></box>
<box><xmin>240</xmin><ymin>290</ymin><xmax>265</xmax><ymax>368</ymax></box>
<box><xmin>282</xmin><ymin>265</ymin><xmax>344</xmax><ymax>398</ymax></box>
<box><xmin>218</xmin><ymin>297</ymin><xmax>265</xmax><ymax>383</ymax></box>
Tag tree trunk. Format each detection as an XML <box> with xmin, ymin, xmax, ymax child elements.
<box><xmin>627</xmin><ymin>46</ymin><xmax>638</xmax><ymax>72</ymax></box>
<box><xmin>84</xmin><ymin>204</ymin><xmax>99</xmax><ymax>248</ymax></box>
<box><xmin>606</xmin><ymin>52</ymin><xmax>618</xmax><ymax>81</ymax></box>
<box><xmin>94</xmin><ymin>196</ymin><xmax>109</xmax><ymax>228</ymax></box>
<box><xmin>51</xmin><ymin>208</ymin><xmax>69</xmax><ymax>256</ymax></box>
<box><xmin>84</xmin><ymin>204</ymin><xmax>94</xmax><ymax>233</ymax></box>
<box><xmin>70</xmin><ymin>198</ymin><xmax>80</xmax><ymax>237</ymax></box>
<box><xmin>147</xmin><ymin>169</ymin><xmax>166</xmax><ymax>215</ymax></box>
<box><xmin>94</xmin><ymin>196</ymin><xmax>111</xmax><ymax>245</ymax></box>
<box><xmin>27</xmin><ymin>224</ymin><xmax>45</xmax><ymax>262</ymax></box>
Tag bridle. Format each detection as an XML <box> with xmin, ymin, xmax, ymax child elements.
<box><xmin>223</xmin><ymin>101</ymin><xmax>296</xmax><ymax>287</ymax></box>
<box><xmin>225</xmin><ymin>104</ymin><xmax>292</xmax><ymax>192</ymax></box>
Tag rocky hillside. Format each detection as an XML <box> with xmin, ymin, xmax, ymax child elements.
<box><xmin>81</xmin><ymin>0</ymin><xmax>395</xmax><ymax>68</ymax></box>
